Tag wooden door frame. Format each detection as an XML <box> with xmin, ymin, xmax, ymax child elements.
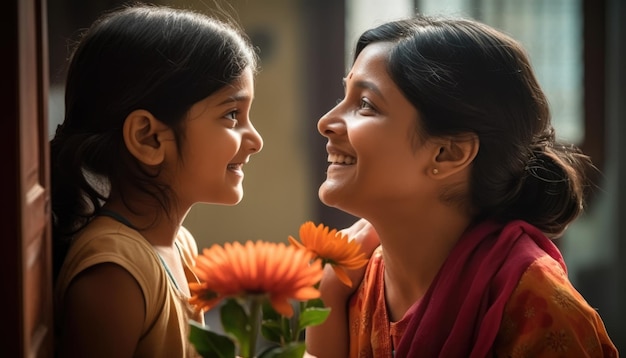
<box><xmin>1</xmin><ymin>0</ymin><xmax>53</xmax><ymax>356</ymax></box>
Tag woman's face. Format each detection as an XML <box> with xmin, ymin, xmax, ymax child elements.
<box><xmin>170</xmin><ymin>67</ymin><xmax>263</xmax><ymax>208</ymax></box>
<box><xmin>317</xmin><ymin>42</ymin><xmax>438</xmax><ymax>217</ymax></box>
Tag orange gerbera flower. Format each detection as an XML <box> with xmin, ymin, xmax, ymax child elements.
<box><xmin>189</xmin><ymin>240</ymin><xmax>323</xmax><ymax>317</ymax></box>
<box><xmin>288</xmin><ymin>221</ymin><xmax>369</xmax><ymax>287</ymax></box>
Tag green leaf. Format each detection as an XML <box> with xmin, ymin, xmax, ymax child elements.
<box><xmin>262</xmin><ymin>300</ymin><xmax>281</xmax><ymax>320</ymax></box>
<box><xmin>281</xmin><ymin>315</ymin><xmax>294</xmax><ymax>343</ymax></box>
<box><xmin>260</xmin><ymin>319</ymin><xmax>284</xmax><ymax>344</ymax></box>
<box><xmin>258</xmin><ymin>342</ymin><xmax>307</xmax><ymax>358</ymax></box>
<box><xmin>261</xmin><ymin>301</ymin><xmax>293</xmax><ymax>344</ymax></box>
<box><xmin>221</xmin><ymin>298</ymin><xmax>250</xmax><ymax>354</ymax></box>
<box><xmin>305</xmin><ymin>298</ymin><xmax>325</xmax><ymax>309</ymax></box>
<box><xmin>298</xmin><ymin>307</ymin><xmax>331</xmax><ymax>331</ymax></box>
<box><xmin>188</xmin><ymin>320</ymin><xmax>236</xmax><ymax>358</ymax></box>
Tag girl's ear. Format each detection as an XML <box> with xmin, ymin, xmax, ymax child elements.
<box><xmin>428</xmin><ymin>133</ymin><xmax>479</xmax><ymax>179</ymax></box>
<box><xmin>123</xmin><ymin>109</ymin><xmax>173</xmax><ymax>166</ymax></box>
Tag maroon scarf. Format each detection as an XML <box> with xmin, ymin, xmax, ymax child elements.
<box><xmin>394</xmin><ymin>219</ymin><xmax>564</xmax><ymax>357</ymax></box>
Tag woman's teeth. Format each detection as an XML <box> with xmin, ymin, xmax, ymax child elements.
<box><xmin>328</xmin><ymin>153</ymin><xmax>356</xmax><ymax>165</ymax></box>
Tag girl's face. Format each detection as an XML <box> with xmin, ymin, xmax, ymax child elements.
<box><xmin>317</xmin><ymin>42</ymin><xmax>438</xmax><ymax>217</ymax></box>
<box><xmin>170</xmin><ymin>68</ymin><xmax>263</xmax><ymax>208</ymax></box>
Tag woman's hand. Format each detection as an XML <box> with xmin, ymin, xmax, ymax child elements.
<box><xmin>305</xmin><ymin>218</ymin><xmax>379</xmax><ymax>358</ymax></box>
<box><xmin>340</xmin><ymin>218</ymin><xmax>380</xmax><ymax>258</ymax></box>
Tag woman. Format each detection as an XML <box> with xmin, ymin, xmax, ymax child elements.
<box><xmin>306</xmin><ymin>14</ymin><xmax>617</xmax><ymax>357</ymax></box>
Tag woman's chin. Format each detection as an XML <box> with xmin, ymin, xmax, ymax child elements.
<box><xmin>318</xmin><ymin>185</ymin><xmax>342</xmax><ymax>208</ymax></box>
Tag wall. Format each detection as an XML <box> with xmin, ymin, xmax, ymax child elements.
<box><xmin>172</xmin><ymin>0</ymin><xmax>316</xmax><ymax>248</ymax></box>
<box><xmin>47</xmin><ymin>0</ymin><xmax>317</xmax><ymax>248</ymax></box>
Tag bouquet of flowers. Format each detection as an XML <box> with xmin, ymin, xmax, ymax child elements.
<box><xmin>187</xmin><ymin>221</ymin><xmax>369</xmax><ymax>358</ymax></box>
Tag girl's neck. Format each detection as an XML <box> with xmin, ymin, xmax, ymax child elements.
<box><xmin>102</xmin><ymin>197</ymin><xmax>187</xmax><ymax>247</ymax></box>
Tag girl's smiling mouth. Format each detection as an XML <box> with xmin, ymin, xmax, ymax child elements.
<box><xmin>227</xmin><ymin>163</ymin><xmax>244</xmax><ymax>176</ymax></box>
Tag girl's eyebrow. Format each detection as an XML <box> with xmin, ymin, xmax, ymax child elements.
<box><xmin>218</xmin><ymin>93</ymin><xmax>252</xmax><ymax>106</ymax></box>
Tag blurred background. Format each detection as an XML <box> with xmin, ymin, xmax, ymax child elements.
<box><xmin>47</xmin><ymin>0</ymin><xmax>625</xmax><ymax>351</ymax></box>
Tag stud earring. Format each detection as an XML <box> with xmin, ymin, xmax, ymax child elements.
<box><xmin>432</xmin><ymin>168</ymin><xmax>439</xmax><ymax>175</ymax></box>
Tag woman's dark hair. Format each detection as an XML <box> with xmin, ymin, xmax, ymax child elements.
<box><xmin>50</xmin><ymin>4</ymin><xmax>258</xmax><ymax>276</ymax></box>
<box><xmin>355</xmin><ymin>14</ymin><xmax>593</xmax><ymax>237</ymax></box>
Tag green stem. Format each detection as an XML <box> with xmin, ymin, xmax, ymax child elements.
<box><xmin>282</xmin><ymin>315</ymin><xmax>291</xmax><ymax>343</ymax></box>
<box><xmin>296</xmin><ymin>300</ymin><xmax>306</xmax><ymax>340</ymax></box>
<box><xmin>247</xmin><ymin>296</ymin><xmax>262</xmax><ymax>358</ymax></box>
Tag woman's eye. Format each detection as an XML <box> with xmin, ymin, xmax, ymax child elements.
<box><xmin>359</xmin><ymin>98</ymin><xmax>374</xmax><ymax>110</ymax></box>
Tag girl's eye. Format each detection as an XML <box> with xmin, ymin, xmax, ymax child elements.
<box><xmin>225</xmin><ymin>111</ymin><xmax>239</xmax><ymax>127</ymax></box>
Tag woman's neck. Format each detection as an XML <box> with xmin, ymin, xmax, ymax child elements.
<box><xmin>370</xmin><ymin>204</ymin><xmax>472</xmax><ymax>321</ymax></box>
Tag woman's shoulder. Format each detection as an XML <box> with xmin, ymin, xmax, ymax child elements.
<box><xmin>508</xmin><ymin>255</ymin><xmax>594</xmax><ymax>314</ymax></box>
<box><xmin>494</xmin><ymin>255</ymin><xmax>618</xmax><ymax>357</ymax></box>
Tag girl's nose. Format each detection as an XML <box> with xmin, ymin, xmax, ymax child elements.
<box><xmin>245</xmin><ymin>122</ymin><xmax>263</xmax><ymax>154</ymax></box>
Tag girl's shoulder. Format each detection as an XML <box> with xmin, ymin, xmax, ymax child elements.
<box><xmin>56</xmin><ymin>216</ymin><xmax>166</xmax><ymax>303</ymax></box>
<box><xmin>67</xmin><ymin>216</ymin><xmax>157</xmax><ymax>261</ymax></box>
<box><xmin>175</xmin><ymin>225</ymin><xmax>199</xmax><ymax>266</ymax></box>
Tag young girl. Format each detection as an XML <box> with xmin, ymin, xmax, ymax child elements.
<box><xmin>51</xmin><ymin>4</ymin><xmax>262</xmax><ymax>357</ymax></box>
<box><xmin>306</xmin><ymin>14</ymin><xmax>618</xmax><ymax>357</ymax></box>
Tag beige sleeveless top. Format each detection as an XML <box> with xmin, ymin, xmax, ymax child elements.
<box><xmin>54</xmin><ymin>216</ymin><xmax>204</xmax><ymax>357</ymax></box>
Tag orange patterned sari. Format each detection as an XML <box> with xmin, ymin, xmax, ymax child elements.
<box><xmin>348</xmin><ymin>220</ymin><xmax>618</xmax><ymax>357</ymax></box>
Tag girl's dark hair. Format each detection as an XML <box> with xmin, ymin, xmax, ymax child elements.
<box><xmin>50</xmin><ymin>4</ymin><xmax>257</xmax><ymax>276</ymax></box>
<box><xmin>355</xmin><ymin>14</ymin><xmax>593</xmax><ymax>237</ymax></box>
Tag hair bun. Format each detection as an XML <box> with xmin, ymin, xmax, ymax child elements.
<box><xmin>524</xmin><ymin>148</ymin><xmax>569</xmax><ymax>195</ymax></box>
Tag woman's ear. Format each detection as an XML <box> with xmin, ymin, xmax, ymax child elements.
<box><xmin>429</xmin><ymin>133</ymin><xmax>479</xmax><ymax>179</ymax></box>
<box><xmin>123</xmin><ymin>109</ymin><xmax>172</xmax><ymax>166</ymax></box>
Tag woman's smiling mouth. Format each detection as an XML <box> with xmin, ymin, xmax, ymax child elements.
<box><xmin>328</xmin><ymin>153</ymin><xmax>357</xmax><ymax>165</ymax></box>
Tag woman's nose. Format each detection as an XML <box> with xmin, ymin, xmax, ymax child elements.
<box><xmin>317</xmin><ymin>105</ymin><xmax>345</xmax><ymax>138</ymax></box>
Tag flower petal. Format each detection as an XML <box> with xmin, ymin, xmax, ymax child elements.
<box><xmin>332</xmin><ymin>265</ymin><xmax>354</xmax><ymax>288</ymax></box>
<box><xmin>189</xmin><ymin>240</ymin><xmax>324</xmax><ymax>314</ymax></box>
<box><xmin>270</xmin><ymin>296</ymin><xmax>295</xmax><ymax>317</ymax></box>
<box><xmin>294</xmin><ymin>222</ymin><xmax>369</xmax><ymax>278</ymax></box>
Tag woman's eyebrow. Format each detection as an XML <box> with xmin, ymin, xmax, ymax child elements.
<box><xmin>342</xmin><ymin>77</ymin><xmax>383</xmax><ymax>99</ymax></box>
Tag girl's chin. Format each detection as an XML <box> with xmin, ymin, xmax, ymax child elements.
<box><xmin>223</xmin><ymin>198</ymin><xmax>243</xmax><ymax>206</ymax></box>
<box><xmin>206</xmin><ymin>190</ymin><xmax>243</xmax><ymax>206</ymax></box>
<box><xmin>225</xmin><ymin>193</ymin><xmax>244</xmax><ymax>206</ymax></box>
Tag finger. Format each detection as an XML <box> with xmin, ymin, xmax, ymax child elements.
<box><xmin>340</xmin><ymin>218</ymin><xmax>369</xmax><ymax>238</ymax></box>
<box><xmin>354</xmin><ymin>222</ymin><xmax>380</xmax><ymax>254</ymax></box>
